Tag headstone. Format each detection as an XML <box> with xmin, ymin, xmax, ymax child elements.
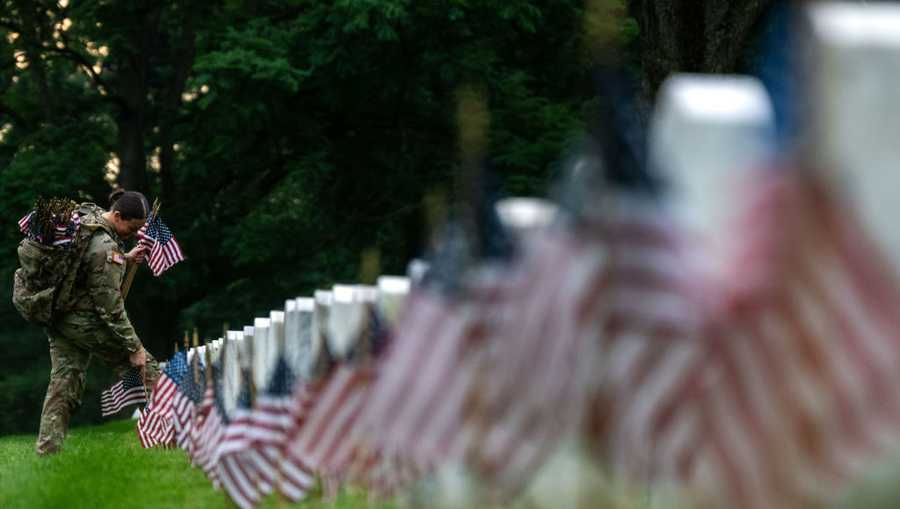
<box><xmin>377</xmin><ymin>275</ymin><xmax>411</xmax><ymax>327</ymax></box>
<box><xmin>252</xmin><ymin>318</ymin><xmax>271</xmax><ymax>392</ymax></box>
<box><xmin>809</xmin><ymin>2</ymin><xmax>900</xmax><ymax>269</ymax></box>
<box><xmin>328</xmin><ymin>285</ymin><xmax>363</xmax><ymax>360</ymax></box>
<box><xmin>222</xmin><ymin>331</ymin><xmax>243</xmax><ymax>415</ymax></box>
<box><xmin>241</xmin><ymin>326</ymin><xmax>255</xmax><ymax>370</ymax></box>
<box><xmin>285</xmin><ymin>297</ymin><xmax>315</xmax><ymax>378</ymax></box>
<box><xmin>495</xmin><ymin>197</ymin><xmax>557</xmax><ymax>237</ymax></box>
<box><xmin>267</xmin><ymin>310</ymin><xmax>286</xmax><ymax>378</ymax></box>
<box><xmin>651</xmin><ymin>73</ymin><xmax>775</xmax><ymax>275</ymax></box>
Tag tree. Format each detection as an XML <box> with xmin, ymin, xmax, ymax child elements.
<box><xmin>627</xmin><ymin>0</ymin><xmax>776</xmax><ymax>97</ymax></box>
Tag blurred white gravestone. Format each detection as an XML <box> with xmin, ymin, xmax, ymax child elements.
<box><xmin>495</xmin><ymin>197</ymin><xmax>558</xmax><ymax>238</ymax></box>
<box><xmin>222</xmin><ymin>331</ymin><xmax>243</xmax><ymax>415</ymax></box>
<box><xmin>266</xmin><ymin>310</ymin><xmax>285</xmax><ymax>381</ymax></box>
<box><xmin>252</xmin><ymin>317</ymin><xmax>271</xmax><ymax>391</ymax></box>
<box><xmin>285</xmin><ymin>297</ymin><xmax>316</xmax><ymax>378</ymax></box>
<box><xmin>810</xmin><ymin>2</ymin><xmax>900</xmax><ymax>270</ymax></box>
<box><xmin>241</xmin><ymin>326</ymin><xmax>255</xmax><ymax>370</ymax></box>
<box><xmin>651</xmin><ymin>73</ymin><xmax>775</xmax><ymax>274</ymax></box>
<box><xmin>377</xmin><ymin>276</ymin><xmax>411</xmax><ymax>327</ymax></box>
<box><xmin>284</xmin><ymin>299</ymin><xmax>300</xmax><ymax>371</ymax></box>
<box><xmin>328</xmin><ymin>285</ymin><xmax>366</xmax><ymax>359</ymax></box>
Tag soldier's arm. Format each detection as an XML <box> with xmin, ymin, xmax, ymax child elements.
<box><xmin>84</xmin><ymin>234</ymin><xmax>143</xmax><ymax>353</ymax></box>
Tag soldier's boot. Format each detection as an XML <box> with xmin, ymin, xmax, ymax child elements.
<box><xmin>35</xmin><ymin>367</ymin><xmax>85</xmax><ymax>456</ymax></box>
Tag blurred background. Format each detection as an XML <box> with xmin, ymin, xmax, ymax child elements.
<box><xmin>0</xmin><ymin>0</ymin><xmax>783</xmax><ymax>436</ymax></box>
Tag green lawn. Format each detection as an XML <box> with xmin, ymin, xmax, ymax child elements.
<box><xmin>6</xmin><ymin>420</ymin><xmax>897</xmax><ymax>509</ymax></box>
<box><xmin>0</xmin><ymin>420</ymin><xmax>392</xmax><ymax>509</ymax></box>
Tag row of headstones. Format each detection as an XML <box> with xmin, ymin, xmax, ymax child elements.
<box><xmin>175</xmin><ymin>274</ymin><xmax>416</xmax><ymax>416</ymax></box>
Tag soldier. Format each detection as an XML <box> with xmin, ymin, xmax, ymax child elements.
<box><xmin>35</xmin><ymin>190</ymin><xmax>161</xmax><ymax>456</ymax></box>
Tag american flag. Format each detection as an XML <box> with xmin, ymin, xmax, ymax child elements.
<box><xmin>241</xmin><ymin>356</ymin><xmax>315</xmax><ymax>505</ymax></box>
<box><xmin>192</xmin><ymin>364</ymin><xmax>225</xmax><ymax>486</ymax></box>
<box><xmin>138</xmin><ymin>214</ymin><xmax>184</xmax><ymax>277</ymax></box>
<box><xmin>138</xmin><ymin>351</ymin><xmax>188</xmax><ymax>448</ymax></box>
<box><xmin>217</xmin><ymin>369</ymin><xmax>264</xmax><ymax>509</ymax></box>
<box><xmin>18</xmin><ymin>212</ymin><xmax>32</xmax><ymax>236</ymax></box>
<box><xmin>173</xmin><ymin>355</ymin><xmax>206</xmax><ymax>453</ymax></box>
<box><xmin>344</xmin><ymin>287</ymin><xmax>490</xmax><ymax>494</ymax></box>
<box><xmin>282</xmin><ymin>365</ymin><xmax>373</xmax><ymax>487</ymax></box>
<box><xmin>457</xmin><ymin>224</ymin><xmax>613</xmax><ymax>494</ymax></box>
<box><xmin>101</xmin><ymin>367</ymin><xmax>148</xmax><ymax>417</ymax></box>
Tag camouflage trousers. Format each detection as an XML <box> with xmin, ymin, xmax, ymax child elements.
<box><xmin>35</xmin><ymin>310</ymin><xmax>159</xmax><ymax>456</ymax></box>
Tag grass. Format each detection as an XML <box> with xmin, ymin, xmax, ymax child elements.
<box><xmin>0</xmin><ymin>420</ymin><xmax>394</xmax><ymax>509</ymax></box>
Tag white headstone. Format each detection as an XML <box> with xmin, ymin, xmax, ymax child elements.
<box><xmin>810</xmin><ymin>2</ymin><xmax>900</xmax><ymax>270</ymax></box>
<box><xmin>328</xmin><ymin>285</ymin><xmax>364</xmax><ymax>359</ymax></box>
<box><xmin>253</xmin><ymin>317</ymin><xmax>271</xmax><ymax>392</ymax></box>
<box><xmin>377</xmin><ymin>276</ymin><xmax>411</xmax><ymax>327</ymax></box>
<box><xmin>298</xmin><ymin>298</ymin><xmax>317</xmax><ymax>378</ymax></box>
<box><xmin>241</xmin><ymin>326</ymin><xmax>255</xmax><ymax>370</ymax></box>
<box><xmin>222</xmin><ymin>332</ymin><xmax>243</xmax><ymax>415</ymax></box>
<box><xmin>285</xmin><ymin>297</ymin><xmax>316</xmax><ymax>378</ymax></box>
<box><xmin>264</xmin><ymin>310</ymin><xmax>286</xmax><ymax>382</ymax></box>
<box><xmin>495</xmin><ymin>197</ymin><xmax>557</xmax><ymax>236</ymax></box>
<box><xmin>651</xmin><ymin>73</ymin><xmax>775</xmax><ymax>275</ymax></box>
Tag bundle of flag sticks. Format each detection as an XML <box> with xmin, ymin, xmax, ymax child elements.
<box><xmin>18</xmin><ymin>197</ymin><xmax>80</xmax><ymax>247</ymax></box>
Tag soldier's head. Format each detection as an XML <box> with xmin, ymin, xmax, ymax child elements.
<box><xmin>106</xmin><ymin>189</ymin><xmax>149</xmax><ymax>239</ymax></box>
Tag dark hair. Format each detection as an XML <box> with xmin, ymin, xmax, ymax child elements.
<box><xmin>108</xmin><ymin>189</ymin><xmax>149</xmax><ymax>220</ymax></box>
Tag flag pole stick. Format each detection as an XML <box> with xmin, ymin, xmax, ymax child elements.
<box><xmin>122</xmin><ymin>199</ymin><xmax>160</xmax><ymax>301</ymax></box>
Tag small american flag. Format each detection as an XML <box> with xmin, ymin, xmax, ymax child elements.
<box><xmin>18</xmin><ymin>212</ymin><xmax>32</xmax><ymax>235</ymax></box>
<box><xmin>192</xmin><ymin>365</ymin><xmax>226</xmax><ymax>486</ymax></box>
<box><xmin>101</xmin><ymin>367</ymin><xmax>147</xmax><ymax>417</ymax></box>
<box><xmin>138</xmin><ymin>351</ymin><xmax>188</xmax><ymax>448</ymax></box>
<box><xmin>242</xmin><ymin>357</ymin><xmax>314</xmax><ymax>505</ymax></box>
<box><xmin>173</xmin><ymin>356</ymin><xmax>206</xmax><ymax>453</ymax></box>
<box><xmin>138</xmin><ymin>214</ymin><xmax>184</xmax><ymax>277</ymax></box>
<box><xmin>217</xmin><ymin>369</ymin><xmax>264</xmax><ymax>509</ymax></box>
<box><xmin>282</xmin><ymin>366</ymin><xmax>372</xmax><ymax>486</ymax></box>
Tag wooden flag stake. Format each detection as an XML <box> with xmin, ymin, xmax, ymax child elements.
<box><xmin>192</xmin><ymin>328</ymin><xmax>201</xmax><ymax>385</ymax></box>
<box><xmin>122</xmin><ymin>198</ymin><xmax>160</xmax><ymax>301</ymax></box>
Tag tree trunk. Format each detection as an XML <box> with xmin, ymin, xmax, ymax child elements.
<box><xmin>629</xmin><ymin>0</ymin><xmax>775</xmax><ymax>98</ymax></box>
<box><xmin>158</xmin><ymin>7</ymin><xmax>198</xmax><ymax>202</ymax></box>
<box><xmin>113</xmin><ymin>1</ymin><xmax>165</xmax><ymax>192</ymax></box>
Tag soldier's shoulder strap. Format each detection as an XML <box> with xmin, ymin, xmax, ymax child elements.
<box><xmin>76</xmin><ymin>202</ymin><xmax>116</xmax><ymax>240</ymax></box>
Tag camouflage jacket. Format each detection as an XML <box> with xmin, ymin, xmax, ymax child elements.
<box><xmin>65</xmin><ymin>203</ymin><xmax>142</xmax><ymax>353</ymax></box>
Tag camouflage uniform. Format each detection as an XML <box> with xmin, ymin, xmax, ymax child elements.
<box><xmin>35</xmin><ymin>204</ymin><xmax>160</xmax><ymax>456</ymax></box>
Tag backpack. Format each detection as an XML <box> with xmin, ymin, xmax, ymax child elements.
<box><xmin>12</xmin><ymin>203</ymin><xmax>105</xmax><ymax>326</ymax></box>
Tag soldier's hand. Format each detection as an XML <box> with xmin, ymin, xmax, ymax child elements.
<box><xmin>125</xmin><ymin>245</ymin><xmax>147</xmax><ymax>265</ymax></box>
<box><xmin>129</xmin><ymin>347</ymin><xmax>147</xmax><ymax>368</ymax></box>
